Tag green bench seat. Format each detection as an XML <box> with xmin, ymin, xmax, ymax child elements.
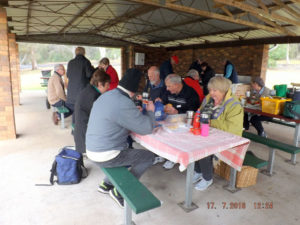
<box><xmin>101</xmin><ymin>167</ymin><xmax>161</xmax><ymax>225</ymax></box>
<box><xmin>242</xmin><ymin>131</ymin><xmax>300</xmax><ymax>175</ymax></box>
<box><xmin>55</xmin><ymin>106</ymin><xmax>69</xmax><ymax>129</ymax></box>
<box><xmin>243</xmin><ymin>152</ymin><xmax>268</xmax><ymax>169</ymax></box>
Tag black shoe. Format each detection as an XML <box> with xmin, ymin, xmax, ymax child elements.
<box><xmin>98</xmin><ymin>181</ymin><xmax>114</xmax><ymax>194</ymax></box>
<box><xmin>109</xmin><ymin>188</ymin><xmax>124</xmax><ymax>208</ymax></box>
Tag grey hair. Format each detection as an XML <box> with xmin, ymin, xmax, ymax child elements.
<box><xmin>187</xmin><ymin>69</ymin><xmax>199</xmax><ymax>79</ymax></box>
<box><xmin>165</xmin><ymin>74</ymin><xmax>182</xmax><ymax>84</ymax></box>
<box><xmin>54</xmin><ymin>64</ymin><xmax>64</xmax><ymax>72</ymax></box>
<box><xmin>207</xmin><ymin>76</ymin><xmax>232</xmax><ymax>93</ymax></box>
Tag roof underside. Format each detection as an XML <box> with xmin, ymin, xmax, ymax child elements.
<box><xmin>4</xmin><ymin>0</ymin><xmax>300</xmax><ymax>48</ymax></box>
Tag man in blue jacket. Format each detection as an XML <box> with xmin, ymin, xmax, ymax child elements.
<box><xmin>223</xmin><ymin>59</ymin><xmax>238</xmax><ymax>84</ymax></box>
<box><xmin>86</xmin><ymin>68</ymin><xmax>156</xmax><ymax>208</ymax></box>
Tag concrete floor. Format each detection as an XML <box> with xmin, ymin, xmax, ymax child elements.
<box><xmin>0</xmin><ymin>90</ymin><xmax>299</xmax><ymax>225</ymax></box>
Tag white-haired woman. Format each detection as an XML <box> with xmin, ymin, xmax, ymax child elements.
<box><xmin>193</xmin><ymin>76</ymin><xmax>244</xmax><ymax>191</ymax></box>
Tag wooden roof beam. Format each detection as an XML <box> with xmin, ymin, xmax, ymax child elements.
<box><xmin>256</xmin><ymin>0</ymin><xmax>269</xmax><ymax>13</ymax></box>
<box><xmin>272</xmin><ymin>0</ymin><xmax>300</xmax><ymax>19</ymax></box>
<box><xmin>129</xmin><ymin>0</ymin><xmax>290</xmax><ymax>35</ymax></box>
<box><xmin>26</xmin><ymin>0</ymin><xmax>33</xmax><ymax>36</ymax></box>
<box><xmin>214</xmin><ymin>0</ymin><xmax>300</xmax><ymax>27</ymax></box>
<box><xmin>58</xmin><ymin>0</ymin><xmax>99</xmax><ymax>34</ymax></box>
<box><xmin>89</xmin><ymin>5</ymin><xmax>157</xmax><ymax>34</ymax></box>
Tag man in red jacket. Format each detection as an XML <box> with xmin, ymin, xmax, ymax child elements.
<box><xmin>184</xmin><ymin>69</ymin><xmax>205</xmax><ymax>104</ymax></box>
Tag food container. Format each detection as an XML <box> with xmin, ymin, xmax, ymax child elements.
<box><xmin>260</xmin><ymin>97</ymin><xmax>291</xmax><ymax>115</ymax></box>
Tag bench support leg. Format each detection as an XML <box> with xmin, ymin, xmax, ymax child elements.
<box><xmin>223</xmin><ymin>167</ymin><xmax>240</xmax><ymax>193</ymax></box>
<box><xmin>124</xmin><ymin>201</ymin><xmax>135</xmax><ymax>225</ymax></box>
<box><xmin>262</xmin><ymin>148</ymin><xmax>275</xmax><ymax>176</ymax></box>
<box><xmin>60</xmin><ymin>113</ymin><xmax>65</xmax><ymax>129</ymax></box>
<box><xmin>285</xmin><ymin>124</ymin><xmax>300</xmax><ymax>165</ymax></box>
<box><xmin>178</xmin><ymin>162</ymin><xmax>198</xmax><ymax>212</ymax></box>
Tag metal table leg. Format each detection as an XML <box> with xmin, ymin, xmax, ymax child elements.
<box><xmin>223</xmin><ymin>167</ymin><xmax>240</xmax><ymax>193</ymax></box>
<box><xmin>178</xmin><ymin>162</ymin><xmax>198</xmax><ymax>212</ymax></box>
<box><xmin>286</xmin><ymin>123</ymin><xmax>299</xmax><ymax>165</ymax></box>
<box><xmin>262</xmin><ymin>148</ymin><xmax>275</xmax><ymax>176</ymax></box>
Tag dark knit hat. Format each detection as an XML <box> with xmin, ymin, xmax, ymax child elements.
<box><xmin>119</xmin><ymin>68</ymin><xmax>142</xmax><ymax>92</ymax></box>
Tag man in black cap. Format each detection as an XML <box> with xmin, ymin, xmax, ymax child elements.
<box><xmin>86</xmin><ymin>68</ymin><xmax>156</xmax><ymax>208</ymax></box>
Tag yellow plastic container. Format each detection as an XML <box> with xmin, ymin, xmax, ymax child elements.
<box><xmin>260</xmin><ymin>97</ymin><xmax>291</xmax><ymax>115</ymax></box>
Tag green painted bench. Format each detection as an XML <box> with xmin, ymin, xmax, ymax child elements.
<box><xmin>242</xmin><ymin>131</ymin><xmax>300</xmax><ymax>175</ymax></box>
<box><xmin>56</xmin><ymin>106</ymin><xmax>69</xmax><ymax>129</ymax></box>
<box><xmin>101</xmin><ymin>167</ymin><xmax>161</xmax><ymax>225</ymax></box>
<box><xmin>269</xmin><ymin>118</ymin><xmax>296</xmax><ymax>128</ymax></box>
<box><xmin>243</xmin><ymin>151</ymin><xmax>268</xmax><ymax>169</ymax></box>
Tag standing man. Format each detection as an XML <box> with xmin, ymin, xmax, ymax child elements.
<box><xmin>200</xmin><ymin>62</ymin><xmax>216</xmax><ymax>95</ymax></box>
<box><xmin>66</xmin><ymin>47</ymin><xmax>95</xmax><ymax>124</ymax></box>
<box><xmin>86</xmin><ymin>68</ymin><xmax>156</xmax><ymax>208</ymax></box>
<box><xmin>144</xmin><ymin>66</ymin><xmax>166</xmax><ymax>101</ymax></box>
<box><xmin>159</xmin><ymin>55</ymin><xmax>179</xmax><ymax>81</ymax></box>
<box><xmin>223</xmin><ymin>59</ymin><xmax>239</xmax><ymax>84</ymax></box>
<box><xmin>47</xmin><ymin>64</ymin><xmax>73</xmax><ymax>125</ymax></box>
<box><xmin>189</xmin><ymin>58</ymin><xmax>203</xmax><ymax>76</ymax></box>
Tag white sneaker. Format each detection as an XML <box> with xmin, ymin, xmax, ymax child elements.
<box><xmin>193</xmin><ymin>172</ymin><xmax>203</xmax><ymax>184</ymax></box>
<box><xmin>153</xmin><ymin>156</ymin><xmax>165</xmax><ymax>165</ymax></box>
<box><xmin>195</xmin><ymin>179</ymin><xmax>213</xmax><ymax>191</ymax></box>
<box><xmin>163</xmin><ymin>160</ymin><xmax>175</xmax><ymax>169</ymax></box>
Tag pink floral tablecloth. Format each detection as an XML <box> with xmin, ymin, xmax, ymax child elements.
<box><xmin>132</xmin><ymin>127</ymin><xmax>250</xmax><ymax>172</ymax></box>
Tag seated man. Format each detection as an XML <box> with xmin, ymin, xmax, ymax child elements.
<box><xmin>144</xmin><ymin>66</ymin><xmax>166</xmax><ymax>101</ymax></box>
<box><xmin>86</xmin><ymin>68</ymin><xmax>156</xmax><ymax>208</ymax></box>
<box><xmin>184</xmin><ymin>69</ymin><xmax>204</xmax><ymax>104</ymax></box>
<box><xmin>47</xmin><ymin>64</ymin><xmax>73</xmax><ymax>125</ymax></box>
<box><xmin>74</xmin><ymin>69</ymin><xmax>111</xmax><ymax>154</ymax></box>
<box><xmin>244</xmin><ymin>77</ymin><xmax>271</xmax><ymax>137</ymax></box>
<box><xmin>161</xmin><ymin>74</ymin><xmax>200</xmax><ymax>169</ymax></box>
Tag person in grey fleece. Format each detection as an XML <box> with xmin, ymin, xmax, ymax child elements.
<box><xmin>86</xmin><ymin>68</ymin><xmax>156</xmax><ymax>208</ymax></box>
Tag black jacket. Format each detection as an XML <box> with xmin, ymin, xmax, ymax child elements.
<box><xmin>161</xmin><ymin>82</ymin><xmax>200</xmax><ymax>113</ymax></box>
<box><xmin>189</xmin><ymin>60</ymin><xmax>202</xmax><ymax>75</ymax></box>
<box><xmin>201</xmin><ymin>66</ymin><xmax>215</xmax><ymax>95</ymax></box>
<box><xmin>159</xmin><ymin>59</ymin><xmax>173</xmax><ymax>81</ymax></box>
<box><xmin>66</xmin><ymin>55</ymin><xmax>95</xmax><ymax>104</ymax></box>
<box><xmin>74</xmin><ymin>84</ymin><xmax>101</xmax><ymax>153</ymax></box>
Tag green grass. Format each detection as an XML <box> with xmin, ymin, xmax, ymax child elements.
<box><xmin>21</xmin><ymin>69</ymin><xmax>49</xmax><ymax>90</ymax></box>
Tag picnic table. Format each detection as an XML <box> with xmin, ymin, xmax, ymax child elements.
<box><xmin>244</xmin><ymin>105</ymin><xmax>300</xmax><ymax>164</ymax></box>
<box><xmin>131</xmin><ymin>126</ymin><xmax>250</xmax><ymax>212</ymax></box>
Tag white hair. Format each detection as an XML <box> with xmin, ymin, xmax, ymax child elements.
<box><xmin>165</xmin><ymin>74</ymin><xmax>182</xmax><ymax>84</ymax></box>
<box><xmin>187</xmin><ymin>69</ymin><xmax>199</xmax><ymax>79</ymax></box>
<box><xmin>54</xmin><ymin>64</ymin><xmax>64</xmax><ymax>72</ymax></box>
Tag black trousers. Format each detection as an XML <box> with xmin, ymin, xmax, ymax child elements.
<box><xmin>244</xmin><ymin>113</ymin><xmax>272</xmax><ymax>135</ymax></box>
<box><xmin>194</xmin><ymin>155</ymin><xmax>213</xmax><ymax>181</ymax></box>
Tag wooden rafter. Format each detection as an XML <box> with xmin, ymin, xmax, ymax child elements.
<box><xmin>147</xmin><ymin>27</ymin><xmax>254</xmax><ymax>45</ymax></box>
<box><xmin>58</xmin><ymin>1</ymin><xmax>100</xmax><ymax>34</ymax></box>
<box><xmin>129</xmin><ymin>0</ymin><xmax>292</xmax><ymax>35</ymax></box>
<box><xmin>220</xmin><ymin>6</ymin><xmax>233</xmax><ymax>17</ymax></box>
<box><xmin>256</xmin><ymin>0</ymin><xmax>269</xmax><ymax>13</ymax></box>
<box><xmin>290</xmin><ymin>0</ymin><xmax>300</xmax><ymax>3</ymax></box>
<box><xmin>26</xmin><ymin>0</ymin><xmax>33</xmax><ymax>36</ymax></box>
<box><xmin>214</xmin><ymin>0</ymin><xmax>300</xmax><ymax>27</ymax></box>
<box><xmin>89</xmin><ymin>5</ymin><xmax>157</xmax><ymax>34</ymax></box>
<box><xmin>272</xmin><ymin>0</ymin><xmax>300</xmax><ymax>19</ymax></box>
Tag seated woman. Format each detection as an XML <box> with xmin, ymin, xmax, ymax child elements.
<box><xmin>74</xmin><ymin>69</ymin><xmax>111</xmax><ymax>154</ymax></box>
<box><xmin>193</xmin><ymin>76</ymin><xmax>244</xmax><ymax>191</ymax></box>
<box><xmin>243</xmin><ymin>77</ymin><xmax>271</xmax><ymax>137</ymax></box>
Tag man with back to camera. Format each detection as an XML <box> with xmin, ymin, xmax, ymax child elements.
<box><xmin>86</xmin><ymin>68</ymin><xmax>156</xmax><ymax>208</ymax></box>
<box><xmin>159</xmin><ymin>55</ymin><xmax>179</xmax><ymax>81</ymax></box>
<box><xmin>66</xmin><ymin>47</ymin><xmax>95</xmax><ymax>124</ymax></box>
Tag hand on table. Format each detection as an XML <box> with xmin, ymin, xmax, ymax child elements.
<box><xmin>146</xmin><ymin>101</ymin><xmax>155</xmax><ymax>112</ymax></box>
<box><xmin>164</xmin><ymin>104</ymin><xmax>178</xmax><ymax>115</ymax></box>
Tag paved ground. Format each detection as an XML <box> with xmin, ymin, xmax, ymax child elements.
<box><xmin>0</xmin><ymin>90</ymin><xmax>300</xmax><ymax>225</ymax></box>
